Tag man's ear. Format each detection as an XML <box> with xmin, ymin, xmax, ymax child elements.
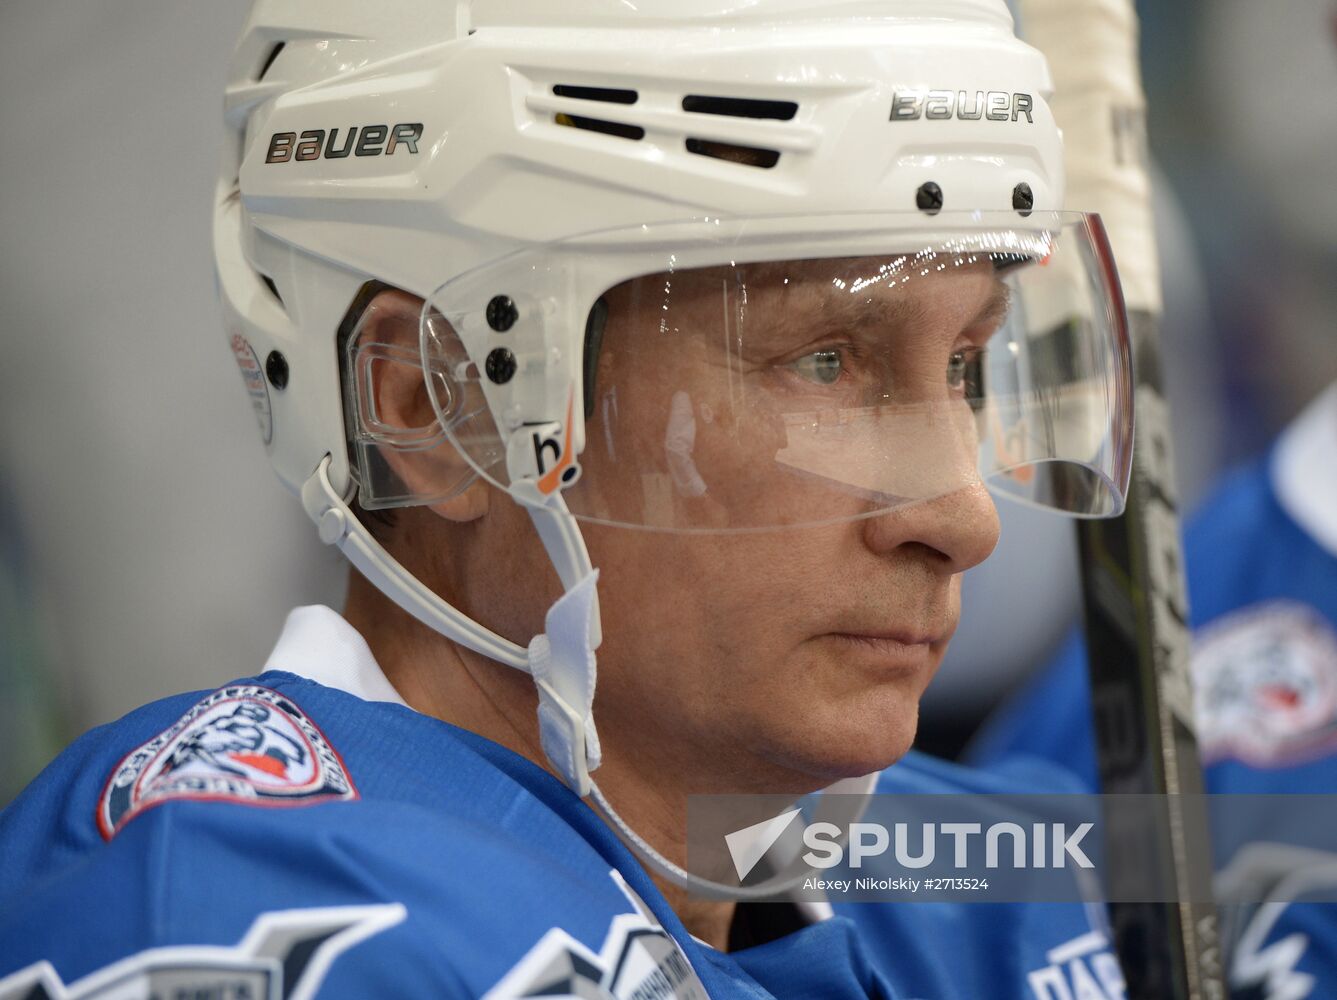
<box><xmin>354</xmin><ymin>288</ymin><xmax>490</xmax><ymax>523</ymax></box>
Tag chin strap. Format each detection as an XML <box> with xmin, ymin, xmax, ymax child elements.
<box><xmin>588</xmin><ymin>769</ymin><xmax>882</xmax><ymax>901</ymax></box>
<box><xmin>587</xmin><ymin>782</ymin><xmax>814</xmax><ymax>901</ymax></box>
<box><xmin>300</xmin><ymin>456</ymin><xmax>602</xmax><ymax>793</ymax></box>
<box><xmin>303</xmin><ymin>455</ymin><xmax>878</xmax><ymax>900</ymax></box>
<box><xmin>301</xmin><ymin>459</ymin><xmax>529</xmax><ymax>669</ymax></box>
<box><xmin>527</xmin><ymin>570</ymin><xmax>602</xmax><ymax>796</ymax></box>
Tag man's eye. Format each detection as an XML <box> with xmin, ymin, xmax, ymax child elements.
<box><xmin>788</xmin><ymin>349</ymin><xmax>844</xmax><ymax>385</ymax></box>
<box><xmin>947</xmin><ymin>351</ymin><xmax>969</xmax><ymax>389</ymax></box>
<box><xmin>948</xmin><ymin>348</ymin><xmax>985</xmax><ymax>400</ymax></box>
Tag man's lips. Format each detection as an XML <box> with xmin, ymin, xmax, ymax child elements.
<box><xmin>821</xmin><ymin>630</ymin><xmax>949</xmax><ymax>663</ymax></box>
<box><xmin>818</xmin><ymin>620</ymin><xmax>946</xmax><ymax>644</ymax></box>
<box><xmin>825</xmin><ymin>628</ymin><xmax>947</xmax><ymax>648</ymax></box>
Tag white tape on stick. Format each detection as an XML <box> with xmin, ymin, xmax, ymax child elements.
<box><xmin>1019</xmin><ymin>0</ymin><xmax>1161</xmax><ymax>313</ymax></box>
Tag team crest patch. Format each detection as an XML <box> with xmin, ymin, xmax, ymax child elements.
<box><xmin>97</xmin><ymin>685</ymin><xmax>357</xmax><ymax>839</ymax></box>
<box><xmin>1194</xmin><ymin>602</ymin><xmax>1337</xmax><ymax>768</ymax></box>
<box><xmin>482</xmin><ymin>871</ymin><xmax>708</xmax><ymax>1000</ymax></box>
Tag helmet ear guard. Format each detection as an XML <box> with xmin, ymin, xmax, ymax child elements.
<box><xmin>339</xmin><ymin>284</ymin><xmax>483</xmax><ymax>512</ymax></box>
<box><xmin>420</xmin><ymin>266</ymin><xmax>591</xmax><ymax>507</ymax></box>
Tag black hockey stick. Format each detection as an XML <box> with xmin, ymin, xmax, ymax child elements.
<box><xmin>1017</xmin><ymin>1</ymin><xmax>1226</xmax><ymax>996</ymax></box>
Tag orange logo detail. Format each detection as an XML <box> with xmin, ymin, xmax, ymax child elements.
<box><xmin>536</xmin><ymin>394</ymin><xmax>578</xmax><ymax>495</ymax></box>
<box><xmin>229</xmin><ymin>752</ymin><xmax>290</xmax><ymax>777</ymax></box>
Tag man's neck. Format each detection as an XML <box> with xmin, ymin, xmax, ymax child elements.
<box><xmin>342</xmin><ymin>571</ymin><xmax>740</xmax><ymax>950</ymax></box>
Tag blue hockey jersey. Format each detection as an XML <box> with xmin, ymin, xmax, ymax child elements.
<box><xmin>0</xmin><ymin>604</ymin><xmax>1121</xmax><ymax>999</ymax></box>
<box><xmin>968</xmin><ymin>383</ymin><xmax>1337</xmax><ymax>998</ymax></box>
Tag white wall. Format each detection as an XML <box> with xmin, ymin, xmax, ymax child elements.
<box><xmin>0</xmin><ymin>2</ymin><xmax>345</xmax><ymax>779</ymax></box>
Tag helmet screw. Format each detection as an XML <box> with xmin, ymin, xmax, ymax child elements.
<box><xmin>486</xmin><ymin>295</ymin><xmax>519</xmax><ymax>332</ymax></box>
<box><xmin>485</xmin><ymin>347</ymin><xmax>517</xmax><ymax>384</ymax></box>
<box><xmin>265</xmin><ymin>350</ymin><xmax>289</xmax><ymax>390</ymax></box>
<box><xmin>1012</xmin><ymin>182</ymin><xmax>1034</xmax><ymax>216</ymax></box>
<box><xmin>915</xmin><ymin>181</ymin><xmax>943</xmax><ymax>215</ymax></box>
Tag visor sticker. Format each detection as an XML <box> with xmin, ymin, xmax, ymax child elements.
<box><xmin>97</xmin><ymin>685</ymin><xmax>357</xmax><ymax>840</ymax></box>
<box><xmin>230</xmin><ymin>333</ymin><xmax>273</xmax><ymax>446</ymax></box>
<box><xmin>665</xmin><ymin>391</ymin><xmax>708</xmax><ymax>498</ymax></box>
<box><xmin>1194</xmin><ymin>601</ymin><xmax>1337</xmax><ymax>768</ymax></box>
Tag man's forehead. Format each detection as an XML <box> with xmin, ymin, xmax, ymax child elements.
<box><xmin>611</xmin><ymin>253</ymin><xmax>1010</xmax><ymax>331</ymax></box>
<box><xmin>744</xmin><ymin>251</ymin><xmax>993</xmax><ymax>281</ymax></box>
<box><xmin>755</xmin><ymin>254</ymin><xmax>1005</xmax><ymax>316</ymax></box>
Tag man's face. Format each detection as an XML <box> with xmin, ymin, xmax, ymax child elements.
<box><xmin>564</xmin><ymin>256</ymin><xmax>1004</xmax><ymax>791</ymax></box>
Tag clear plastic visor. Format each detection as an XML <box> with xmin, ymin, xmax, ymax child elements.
<box><xmin>415</xmin><ymin>211</ymin><xmax>1133</xmax><ymax>532</ymax></box>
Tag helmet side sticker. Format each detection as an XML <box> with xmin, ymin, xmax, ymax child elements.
<box><xmin>535</xmin><ymin>395</ymin><xmax>580</xmax><ymax>495</ymax></box>
<box><xmin>890</xmin><ymin>90</ymin><xmax>1035</xmax><ymax>123</ymax></box>
<box><xmin>96</xmin><ymin>685</ymin><xmax>358</xmax><ymax>841</ymax></box>
<box><xmin>265</xmin><ymin>123</ymin><xmax>423</xmax><ymax>164</ymax></box>
<box><xmin>229</xmin><ymin>333</ymin><xmax>273</xmax><ymax>446</ymax></box>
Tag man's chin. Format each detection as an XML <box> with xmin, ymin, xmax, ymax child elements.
<box><xmin>831</xmin><ymin>684</ymin><xmax>922</xmax><ymax>769</ymax></box>
<box><xmin>762</xmin><ymin>699</ymin><xmax>921</xmax><ymax>785</ymax></box>
<box><xmin>814</xmin><ymin>733</ymin><xmax>916</xmax><ymax>782</ymax></box>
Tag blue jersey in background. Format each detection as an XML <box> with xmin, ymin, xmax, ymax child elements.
<box><xmin>969</xmin><ymin>384</ymin><xmax>1337</xmax><ymax>998</ymax></box>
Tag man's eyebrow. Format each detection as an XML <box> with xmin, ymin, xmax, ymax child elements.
<box><xmin>759</xmin><ymin>280</ymin><xmax>930</xmax><ymax>336</ymax></box>
<box><xmin>824</xmin><ymin>290</ymin><xmax>931</xmax><ymax>330</ymax></box>
<box><xmin>762</xmin><ymin>276</ymin><xmax>1011</xmax><ymax>339</ymax></box>
<box><xmin>970</xmin><ymin>281</ymin><xmax>1012</xmax><ymax>330</ymax></box>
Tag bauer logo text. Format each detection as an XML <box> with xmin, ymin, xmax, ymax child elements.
<box><xmin>890</xmin><ymin>91</ymin><xmax>1034</xmax><ymax>123</ymax></box>
<box><xmin>266</xmin><ymin>123</ymin><xmax>424</xmax><ymax>163</ymax></box>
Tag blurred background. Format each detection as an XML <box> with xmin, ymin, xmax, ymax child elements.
<box><xmin>1</xmin><ymin>1</ymin><xmax>1334</xmax><ymax>805</ymax></box>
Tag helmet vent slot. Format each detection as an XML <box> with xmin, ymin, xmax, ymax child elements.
<box><xmin>260</xmin><ymin>273</ymin><xmax>286</xmax><ymax>309</ymax></box>
<box><xmin>685</xmin><ymin>138</ymin><xmax>780</xmax><ymax>169</ymax></box>
<box><xmin>555</xmin><ymin>113</ymin><xmax>645</xmax><ymax>141</ymax></box>
<box><xmin>257</xmin><ymin>41</ymin><xmax>286</xmax><ymax>81</ymax></box>
<box><xmin>552</xmin><ymin>84</ymin><xmax>638</xmax><ymax>105</ymax></box>
<box><xmin>682</xmin><ymin>95</ymin><xmax>798</xmax><ymax>121</ymax></box>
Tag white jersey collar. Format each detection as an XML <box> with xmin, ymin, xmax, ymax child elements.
<box><xmin>261</xmin><ymin>605</ymin><xmax>409</xmax><ymax>707</ymax></box>
<box><xmin>1272</xmin><ymin>382</ymin><xmax>1337</xmax><ymax>560</ymax></box>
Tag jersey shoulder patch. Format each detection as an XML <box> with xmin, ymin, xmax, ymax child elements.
<box><xmin>97</xmin><ymin>683</ymin><xmax>357</xmax><ymax>840</ymax></box>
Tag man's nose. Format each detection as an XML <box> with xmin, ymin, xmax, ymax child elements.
<box><xmin>859</xmin><ymin>481</ymin><xmax>1001</xmax><ymax>574</ymax></box>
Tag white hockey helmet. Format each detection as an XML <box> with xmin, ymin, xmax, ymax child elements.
<box><xmin>215</xmin><ymin>0</ymin><xmax>1134</xmax><ymax>895</ymax></box>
